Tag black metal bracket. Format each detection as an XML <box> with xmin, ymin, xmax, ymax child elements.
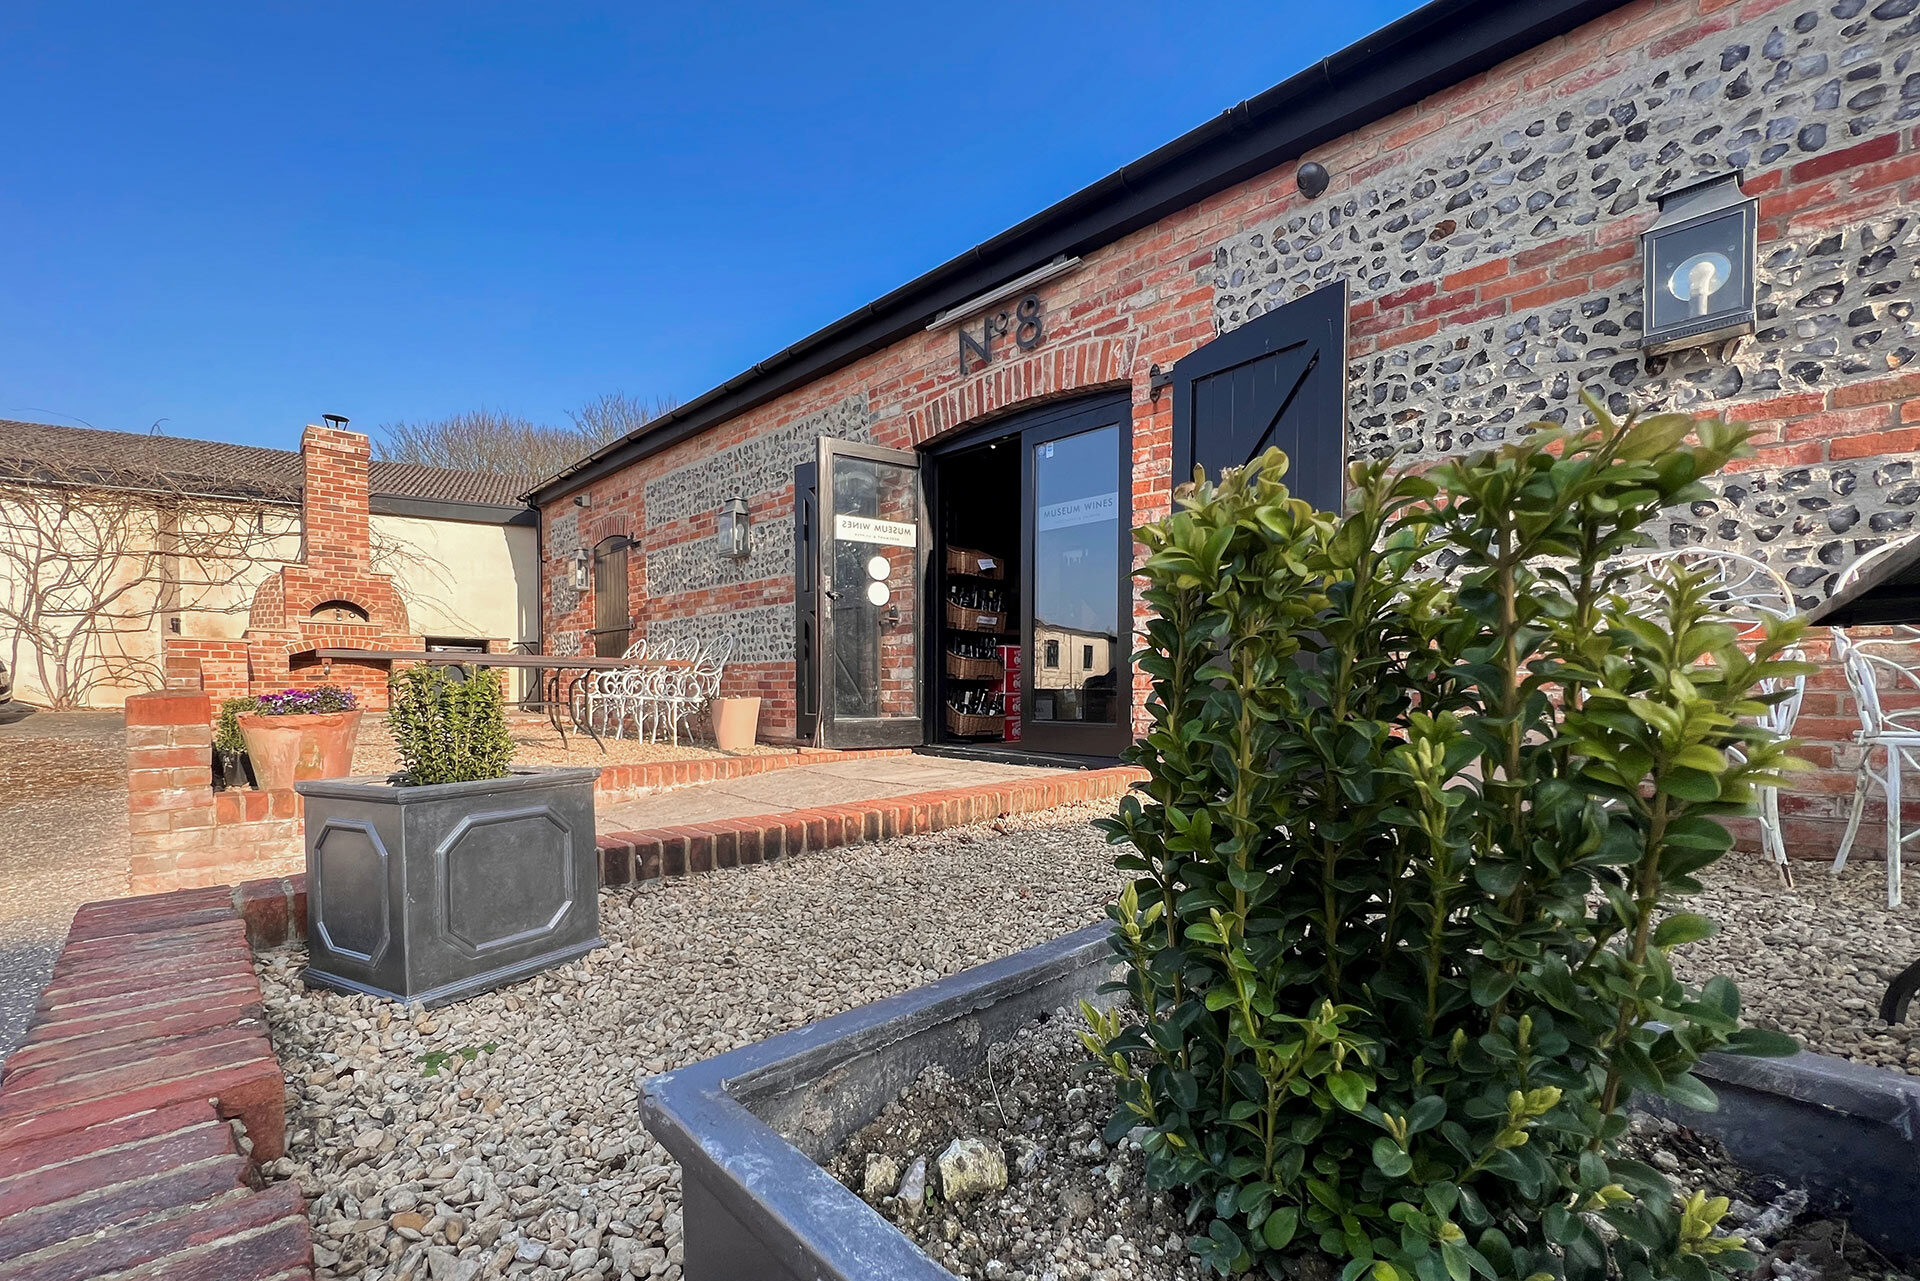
<box><xmin>1148</xmin><ymin>363</ymin><xmax>1174</xmax><ymax>402</ymax></box>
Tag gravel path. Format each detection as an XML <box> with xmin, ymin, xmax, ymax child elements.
<box><xmin>1677</xmin><ymin>858</ymin><xmax>1920</xmax><ymax>1074</ymax></box>
<box><xmin>257</xmin><ymin>803</ymin><xmax>1122</xmax><ymax>1281</ymax></box>
<box><xmin>0</xmin><ymin>708</ymin><xmax>129</xmax><ymax>1061</ymax></box>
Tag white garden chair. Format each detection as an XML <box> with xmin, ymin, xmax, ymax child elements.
<box><xmin>1828</xmin><ymin>532</ymin><xmax>1920</xmax><ymax>905</ymax></box>
<box><xmin>1618</xmin><ymin>549</ymin><xmax>1805</xmax><ymax>884</ymax></box>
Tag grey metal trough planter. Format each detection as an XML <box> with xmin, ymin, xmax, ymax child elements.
<box><xmin>640</xmin><ymin>924</ymin><xmax>1119</xmax><ymax>1281</ymax></box>
<box><xmin>644</xmin><ymin>924</ymin><xmax>1920</xmax><ymax>1278</ymax></box>
<box><xmin>1651</xmin><ymin>1041</ymin><xmax>1920</xmax><ymax>1256</ymax></box>
<box><xmin>295</xmin><ymin>766</ymin><xmax>603</xmax><ymax>1007</ymax></box>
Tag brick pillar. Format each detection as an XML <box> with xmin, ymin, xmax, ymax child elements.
<box><xmin>125</xmin><ymin>692</ymin><xmax>216</xmax><ymax>894</ymax></box>
<box><xmin>300</xmin><ymin>423</ymin><xmax>372</xmax><ymax>570</ymax></box>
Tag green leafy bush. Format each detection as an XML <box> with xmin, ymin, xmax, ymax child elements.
<box><xmin>386</xmin><ymin>665</ymin><xmax>513</xmax><ymax>787</ymax></box>
<box><xmin>1085</xmin><ymin>397</ymin><xmax>1808</xmax><ymax>1281</ymax></box>
<box><xmin>215</xmin><ymin>696</ymin><xmax>258</xmax><ymax>754</ymax></box>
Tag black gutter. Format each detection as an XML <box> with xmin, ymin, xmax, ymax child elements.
<box><xmin>525</xmin><ymin>0</ymin><xmax>1627</xmax><ymax>506</ymax></box>
<box><xmin>369</xmin><ymin>493</ymin><xmax>538</xmax><ymax>526</ymax></box>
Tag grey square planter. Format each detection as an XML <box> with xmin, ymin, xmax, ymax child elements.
<box><xmin>295</xmin><ymin>766</ymin><xmax>603</xmax><ymax>1007</ymax></box>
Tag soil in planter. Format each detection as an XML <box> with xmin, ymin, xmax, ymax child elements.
<box><xmin>828</xmin><ymin>1011</ymin><xmax>1919</xmax><ymax>1281</ymax></box>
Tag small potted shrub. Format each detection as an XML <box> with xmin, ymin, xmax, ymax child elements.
<box><xmin>295</xmin><ymin>664</ymin><xmax>603</xmax><ymax>1006</ymax></box>
<box><xmin>214</xmin><ymin>696</ymin><xmax>257</xmax><ymax>790</ymax></box>
<box><xmin>236</xmin><ymin>683</ymin><xmax>362</xmax><ymax>791</ymax></box>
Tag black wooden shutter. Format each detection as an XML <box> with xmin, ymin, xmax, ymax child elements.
<box><xmin>1170</xmin><ymin>279</ymin><xmax>1347</xmax><ymax>512</ymax></box>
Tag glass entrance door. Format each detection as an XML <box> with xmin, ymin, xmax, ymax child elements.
<box><xmin>816</xmin><ymin>438</ymin><xmax>926</xmax><ymax>749</ymax></box>
<box><xmin>1019</xmin><ymin>399</ymin><xmax>1132</xmax><ymax>757</ymax></box>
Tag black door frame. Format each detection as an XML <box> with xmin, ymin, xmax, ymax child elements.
<box><xmin>815</xmin><ymin>437</ymin><xmax>929</xmax><ymax>750</ymax></box>
<box><xmin>921</xmin><ymin>391</ymin><xmax>1134</xmax><ymax>759</ymax></box>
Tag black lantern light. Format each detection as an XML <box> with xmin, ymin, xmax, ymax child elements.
<box><xmin>719</xmin><ymin>496</ymin><xmax>751</xmax><ymax>560</ymax></box>
<box><xmin>1641</xmin><ymin>171</ymin><xmax>1757</xmax><ymax>356</ymax></box>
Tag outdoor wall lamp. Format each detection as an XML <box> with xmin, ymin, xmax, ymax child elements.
<box><xmin>570</xmin><ymin>548</ymin><xmax>590</xmax><ymax>591</ymax></box>
<box><xmin>719</xmin><ymin>497</ymin><xmax>752</xmax><ymax>561</ymax></box>
<box><xmin>1641</xmin><ymin>171</ymin><xmax>1757</xmax><ymax>357</ymax></box>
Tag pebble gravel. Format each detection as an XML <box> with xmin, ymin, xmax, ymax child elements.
<box><xmin>1676</xmin><ymin>858</ymin><xmax>1920</xmax><ymax>1074</ymax></box>
<box><xmin>256</xmin><ymin>803</ymin><xmax>1122</xmax><ymax>1281</ymax></box>
<box><xmin>0</xmin><ymin>709</ymin><xmax>130</xmax><ymax>1061</ymax></box>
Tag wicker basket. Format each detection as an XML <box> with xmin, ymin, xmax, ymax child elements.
<box><xmin>946</xmin><ymin>545</ymin><xmax>1006</xmax><ymax>580</ymax></box>
<box><xmin>945</xmin><ymin>652</ymin><xmax>1004</xmax><ymax>682</ymax></box>
<box><xmin>945</xmin><ymin>707</ymin><xmax>1005</xmax><ymax>738</ymax></box>
<box><xmin>946</xmin><ymin>600</ymin><xmax>1007</xmax><ymax>632</ymax></box>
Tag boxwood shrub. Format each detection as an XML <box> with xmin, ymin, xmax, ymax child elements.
<box><xmin>387</xmin><ymin>664</ymin><xmax>513</xmax><ymax>786</ymax></box>
<box><xmin>1085</xmin><ymin>397</ymin><xmax>1807</xmax><ymax>1281</ymax></box>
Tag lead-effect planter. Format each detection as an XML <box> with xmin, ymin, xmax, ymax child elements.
<box><xmin>295</xmin><ymin>766</ymin><xmax>603</xmax><ymax>1006</ymax></box>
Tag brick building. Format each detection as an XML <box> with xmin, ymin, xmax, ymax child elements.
<box><xmin>528</xmin><ymin>0</ymin><xmax>1920</xmax><ymax>852</ymax></box>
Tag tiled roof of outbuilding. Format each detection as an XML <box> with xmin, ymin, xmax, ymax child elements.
<box><xmin>0</xmin><ymin>419</ymin><xmax>531</xmax><ymax>509</ymax></box>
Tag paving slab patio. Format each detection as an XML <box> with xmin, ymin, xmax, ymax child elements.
<box><xmin>596</xmin><ymin>753</ymin><xmax>1062</xmax><ymax>830</ymax></box>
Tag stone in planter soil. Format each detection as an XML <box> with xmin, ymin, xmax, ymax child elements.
<box><xmin>828</xmin><ymin>1012</ymin><xmax>1920</xmax><ymax>1281</ymax></box>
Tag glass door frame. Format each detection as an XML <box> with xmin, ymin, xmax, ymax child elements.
<box><xmin>815</xmin><ymin>437</ymin><xmax>929</xmax><ymax>750</ymax></box>
<box><xmin>1015</xmin><ymin>394</ymin><xmax>1134</xmax><ymax>758</ymax></box>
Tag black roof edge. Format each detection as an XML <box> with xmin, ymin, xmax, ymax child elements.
<box><xmin>525</xmin><ymin>0</ymin><xmax>1625</xmax><ymax>507</ymax></box>
<box><xmin>369</xmin><ymin>493</ymin><xmax>539</xmax><ymax>526</ymax></box>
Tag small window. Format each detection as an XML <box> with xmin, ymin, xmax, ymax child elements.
<box><xmin>1083</xmin><ymin>643</ymin><xmax>1094</xmax><ymax>668</ymax></box>
<box><xmin>309</xmin><ymin>599</ymin><xmax>370</xmax><ymax>622</ymax></box>
<box><xmin>1045</xmin><ymin>639</ymin><xmax>1059</xmax><ymax>668</ymax></box>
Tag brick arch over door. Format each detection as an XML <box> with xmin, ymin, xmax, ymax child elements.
<box><xmin>904</xmin><ymin>332</ymin><xmax>1142</xmax><ymax>449</ymax></box>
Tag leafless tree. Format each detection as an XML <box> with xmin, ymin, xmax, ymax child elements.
<box><xmin>375</xmin><ymin>394</ymin><xmax>677</xmax><ymax>480</ymax></box>
<box><xmin>0</xmin><ymin>461</ymin><xmax>294</xmax><ymax>709</ymax></box>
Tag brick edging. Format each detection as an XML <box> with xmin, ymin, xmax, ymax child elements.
<box><xmin>592</xmin><ymin>766</ymin><xmax>1146</xmax><ymax>886</ymax></box>
<box><xmin>0</xmin><ymin>890</ymin><xmax>313</xmax><ymax>1279</ymax></box>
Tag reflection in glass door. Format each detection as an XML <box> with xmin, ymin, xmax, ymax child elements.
<box><xmin>1020</xmin><ymin>400</ymin><xmax>1131</xmax><ymax>758</ymax></box>
<box><xmin>817</xmin><ymin>439</ymin><xmax>925</xmax><ymax>748</ymax></box>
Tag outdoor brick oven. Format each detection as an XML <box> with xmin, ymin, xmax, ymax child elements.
<box><xmin>166</xmin><ymin>423</ymin><xmax>423</xmax><ymax>709</ymax></box>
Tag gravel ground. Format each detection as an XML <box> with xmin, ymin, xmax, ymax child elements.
<box><xmin>257</xmin><ymin>803</ymin><xmax>1122</xmax><ymax>1281</ymax></box>
<box><xmin>1677</xmin><ymin>858</ymin><xmax>1920</xmax><ymax>1074</ymax></box>
<box><xmin>0</xmin><ymin>707</ymin><xmax>130</xmax><ymax>1061</ymax></box>
<box><xmin>835</xmin><ymin>1012</ymin><xmax>1916</xmax><ymax>1281</ymax></box>
<box><xmin>349</xmin><ymin>715</ymin><xmax>786</xmax><ymax>776</ymax></box>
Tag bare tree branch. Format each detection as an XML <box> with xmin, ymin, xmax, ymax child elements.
<box><xmin>0</xmin><ymin>462</ymin><xmax>295</xmax><ymax>709</ymax></box>
<box><xmin>373</xmin><ymin>393</ymin><xmax>677</xmax><ymax>480</ymax></box>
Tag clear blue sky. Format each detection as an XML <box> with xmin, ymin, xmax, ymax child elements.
<box><xmin>2</xmin><ymin>2</ymin><xmax>1412</xmax><ymax>452</ymax></box>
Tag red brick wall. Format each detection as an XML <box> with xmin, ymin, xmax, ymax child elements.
<box><xmin>125</xmin><ymin>691</ymin><xmax>303</xmax><ymax>895</ymax></box>
<box><xmin>539</xmin><ymin>0</ymin><xmax>1918</xmax><ymax>855</ymax></box>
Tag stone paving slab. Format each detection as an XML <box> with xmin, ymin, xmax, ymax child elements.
<box><xmin>597</xmin><ymin>754</ymin><xmax>1056</xmax><ymax>830</ymax></box>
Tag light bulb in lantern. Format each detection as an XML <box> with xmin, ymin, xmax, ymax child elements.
<box><xmin>1667</xmin><ymin>251</ymin><xmax>1732</xmax><ymax>317</ymax></box>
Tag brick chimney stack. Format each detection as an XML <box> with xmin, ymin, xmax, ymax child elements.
<box><xmin>300</xmin><ymin>423</ymin><xmax>372</xmax><ymax>569</ymax></box>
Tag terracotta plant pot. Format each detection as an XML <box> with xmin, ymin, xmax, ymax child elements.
<box><xmin>711</xmin><ymin>697</ymin><xmax>761</xmax><ymax>752</ymax></box>
<box><xmin>237</xmin><ymin>710</ymin><xmax>364</xmax><ymax>792</ymax></box>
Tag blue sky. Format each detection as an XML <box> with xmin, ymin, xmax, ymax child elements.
<box><xmin>1</xmin><ymin>2</ymin><xmax>1412</xmax><ymax>452</ymax></box>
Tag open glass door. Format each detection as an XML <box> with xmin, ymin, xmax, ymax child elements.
<box><xmin>817</xmin><ymin>438</ymin><xmax>926</xmax><ymax>749</ymax></box>
<box><xmin>1019</xmin><ymin>398</ymin><xmax>1132</xmax><ymax>758</ymax></box>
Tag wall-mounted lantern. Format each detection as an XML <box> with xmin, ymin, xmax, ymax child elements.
<box><xmin>719</xmin><ymin>497</ymin><xmax>751</xmax><ymax>560</ymax></box>
<box><xmin>570</xmin><ymin>548</ymin><xmax>590</xmax><ymax>591</ymax></box>
<box><xmin>1641</xmin><ymin>171</ymin><xmax>1757</xmax><ymax>356</ymax></box>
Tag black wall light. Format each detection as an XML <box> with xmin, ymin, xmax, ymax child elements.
<box><xmin>718</xmin><ymin>496</ymin><xmax>751</xmax><ymax>560</ymax></box>
<box><xmin>1641</xmin><ymin>172</ymin><xmax>1757</xmax><ymax>356</ymax></box>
